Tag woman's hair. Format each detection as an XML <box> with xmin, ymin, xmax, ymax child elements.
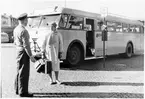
<box><xmin>51</xmin><ymin>22</ymin><xmax>57</xmax><ymax>28</ymax></box>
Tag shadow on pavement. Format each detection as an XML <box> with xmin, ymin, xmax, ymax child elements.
<box><xmin>60</xmin><ymin>81</ymin><xmax>144</xmax><ymax>86</ymax></box>
<box><xmin>33</xmin><ymin>92</ymin><xmax>143</xmax><ymax>98</ymax></box>
<box><xmin>61</xmin><ymin>54</ymin><xmax>144</xmax><ymax>71</ymax></box>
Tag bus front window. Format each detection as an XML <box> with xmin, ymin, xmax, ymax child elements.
<box><xmin>28</xmin><ymin>16</ymin><xmax>41</xmax><ymax>28</ymax></box>
<box><xmin>40</xmin><ymin>15</ymin><xmax>61</xmax><ymax>28</ymax></box>
<box><xmin>28</xmin><ymin>14</ymin><xmax>60</xmax><ymax>29</ymax></box>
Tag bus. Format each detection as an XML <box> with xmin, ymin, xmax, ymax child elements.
<box><xmin>27</xmin><ymin>7</ymin><xmax>144</xmax><ymax>66</ymax></box>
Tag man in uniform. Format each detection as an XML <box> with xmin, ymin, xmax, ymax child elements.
<box><xmin>13</xmin><ymin>13</ymin><xmax>36</xmax><ymax>97</ymax></box>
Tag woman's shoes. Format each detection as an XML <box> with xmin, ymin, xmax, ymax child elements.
<box><xmin>56</xmin><ymin>80</ymin><xmax>61</xmax><ymax>84</ymax></box>
<box><xmin>50</xmin><ymin>80</ymin><xmax>61</xmax><ymax>85</ymax></box>
<box><xmin>50</xmin><ymin>79</ymin><xmax>56</xmax><ymax>85</ymax></box>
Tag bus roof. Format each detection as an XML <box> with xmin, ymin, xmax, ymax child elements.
<box><xmin>61</xmin><ymin>8</ymin><xmax>101</xmax><ymax>19</ymax></box>
<box><xmin>28</xmin><ymin>7</ymin><xmax>101</xmax><ymax>19</ymax></box>
<box><xmin>29</xmin><ymin>7</ymin><xmax>143</xmax><ymax>26</ymax></box>
<box><xmin>61</xmin><ymin>8</ymin><xmax>143</xmax><ymax>26</ymax></box>
<box><xmin>28</xmin><ymin>7</ymin><xmax>62</xmax><ymax>17</ymax></box>
<box><xmin>105</xmin><ymin>15</ymin><xmax>143</xmax><ymax>26</ymax></box>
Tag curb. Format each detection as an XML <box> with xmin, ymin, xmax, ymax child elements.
<box><xmin>1</xmin><ymin>43</ymin><xmax>15</xmax><ymax>48</ymax></box>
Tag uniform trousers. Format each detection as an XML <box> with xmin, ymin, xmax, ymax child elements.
<box><xmin>14</xmin><ymin>49</ymin><xmax>30</xmax><ymax>94</ymax></box>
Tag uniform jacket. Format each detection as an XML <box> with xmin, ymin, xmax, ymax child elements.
<box><xmin>13</xmin><ymin>24</ymin><xmax>32</xmax><ymax>57</ymax></box>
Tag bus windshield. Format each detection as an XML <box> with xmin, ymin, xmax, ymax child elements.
<box><xmin>28</xmin><ymin>14</ymin><xmax>61</xmax><ymax>28</ymax></box>
<box><xmin>28</xmin><ymin>16</ymin><xmax>41</xmax><ymax>28</ymax></box>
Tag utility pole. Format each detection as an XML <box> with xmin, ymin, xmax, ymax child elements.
<box><xmin>103</xmin><ymin>17</ymin><xmax>106</xmax><ymax>68</ymax></box>
<box><xmin>100</xmin><ymin>7</ymin><xmax>108</xmax><ymax>68</ymax></box>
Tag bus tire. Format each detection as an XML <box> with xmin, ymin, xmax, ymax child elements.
<box><xmin>124</xmin><ymin>43</ymin><xmax>133</xmax><ymax>58</ymax></box>
<box><xmin>66</xmin><ymin>44</ymin><xmax>83</xmax><ymax>66</ymax></box>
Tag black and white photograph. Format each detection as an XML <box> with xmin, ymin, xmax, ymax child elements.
<box><xmin>0</xmin><ymin>0</ymin><xmax>144</xmax><ymax>98</ymax></box>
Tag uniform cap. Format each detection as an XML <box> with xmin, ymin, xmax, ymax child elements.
<box><xmin>17</xmin><ymin>13</ymin><xmax>27</xmax><ymax>20</ymax></box>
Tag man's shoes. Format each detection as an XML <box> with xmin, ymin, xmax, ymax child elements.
<box><xmin>15</xmin><ymin>90</ymin><xmax>19</xmax><ymax>95</ymax></box>
<box><xmin>16</xmin><ymin>91</ymin><xmax>18</xmax><ymax>95</ymax></box>
<box><xmin>19</xmin><ymin>93</ymin><xmax>33</xmax><ymax>97</ymax></box>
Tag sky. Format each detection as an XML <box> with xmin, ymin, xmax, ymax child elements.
<box><xmin>0</xmin><ymin>0</ymin><xmax>145</xmax><ymax>20</ymax></box>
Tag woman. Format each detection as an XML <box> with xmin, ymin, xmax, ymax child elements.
<box><xmin>42</xmin><ymin>22</ymin><xmax>63</xmax><ymax>84</ymax></box>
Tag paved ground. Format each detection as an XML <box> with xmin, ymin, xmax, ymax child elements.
<box><xmin>1</xmin><ymin>44</ymin><xmax>144</xmax><ymax>98</ymax></box>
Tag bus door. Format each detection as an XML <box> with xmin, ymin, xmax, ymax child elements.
<box><xmin>85</xmin><ymin>18</ymin><xmax>95</xmax><ymax>57</ymax></box>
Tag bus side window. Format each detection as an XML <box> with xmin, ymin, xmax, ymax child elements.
<box><xmin>68</xmin><ymin>15</ymin><xmax>83</xmax><ymax>30</ymax></box>
<box><xmin>122</xmin><ymin>23</ymin><xmax>130</xmax><ymax>32</ymax></box>
<box><xmin>116</xmin><ymin>22</ymin><xmax>122</xmax><ymax>32</ymax></box>
<box><xmin>130</xmin><ymin>25</ymin><xmax>141</xmax><ymax>33</ymax></box>
<box><xmin>130</xmin><ymin>25</ymin><xmax>136</xmax><ymax>33</ymax></box>
<box><xmin>96</xmin><ymin>20</ymin><xmax>102</xmax><ymax>31</ymax></box>
<box><xmin>136</xmin><ymin>26</ymin><xmax>141</xmax><ymax>33</ymax></box>
<box><xmin>107</xmin><ymin>21</ymin><xmax>116</xmax><ymax>32</ymax></box>
<box><xmin>96</xmin><ymin>24</ymin><xmax>101</xmax><ymax>31</ymax></box>
<box><xmin>59</xmin><ymin>14</ymin><xmax>69</xmax><ymax>28</ymax></box>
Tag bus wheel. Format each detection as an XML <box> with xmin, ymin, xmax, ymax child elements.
<box><xmin>124</xmin><ymin>43</ymin><xmax>133</xmax><ymax>58</ymax></box>
<box><xmin>67</xmin><ymin>45</ymin><xmax>83</xmax><ymax>66</ymax></box>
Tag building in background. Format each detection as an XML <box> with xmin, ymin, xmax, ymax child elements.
<box><xmin>1</xmin><ymin>13</ymin><xmax>18</xmax><ymax>27</ymax></box>
<box><xmin>1</xmin><ymin>14</ymin><xmax>18</xmax><ymax>42</ymax></box>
